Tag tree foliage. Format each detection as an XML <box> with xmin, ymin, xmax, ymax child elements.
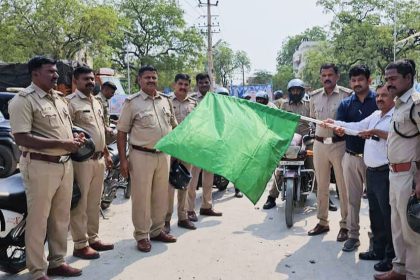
<box><xmin>272</xmin><ymin>65</ymin><xmax>295</xmax><ymax>93</ymax></box>
<box><xmin>213</xmin><ymin>41</ymin><xmax>251</xmax><ymax>87</ymax></box>
<box><xmin>276</xmin><ymin>26</ymin><xmax>327</xmax><ymax>68</ymax></box>
<box><xmin>0</xmin><ymin>0</ymin><xmax>119</xmax><ymax>62</ymax></box>
<box><xmin>249</xmin><ymin>70</ymin><xmax>273</xmax><ymax>85</ymax></box>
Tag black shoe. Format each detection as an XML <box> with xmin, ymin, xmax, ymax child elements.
<box><xmin>263</xmin><ymin>196</ymin><xmax>276</xmax><ymax>209</ymax></box>
<box><xmin>234</xmin><ymin>188</ymin><xmax>243</xmax><ymax>198</ymax></box>
<box><xmin>329</xmin><ymin>199</ymin><xmax>337</xmax><ymax>211</ymax></box>
<box><xmin>359</xmin><ymin>251</ymin><xmax>382</xmax><ymax>261</ymax></box>
<box><xmin>342</xmin><ymin>238</ymin><xmax>360</xmax><ymax>252</ymax></box>
<box><xmin>374</xmin><ymin>261</ymin><xmax>393</xmax><ymax>272</ymax></box>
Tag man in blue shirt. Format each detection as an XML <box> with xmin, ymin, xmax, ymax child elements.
<box><xmin>335</xmin><ymin>65</ymin><xmax>378</xmax><ymax>252</ymax></box>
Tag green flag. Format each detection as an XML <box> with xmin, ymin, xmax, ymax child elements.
<box><xmin>155</xmin><ymin>93</ymin><xmax>300</xmax><ymax>204</ymax></box>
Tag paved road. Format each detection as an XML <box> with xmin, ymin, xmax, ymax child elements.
<box><xmin>1</xmin><ymin>179</ymin><xmax>376</xmax><ymax>280</ymax></box>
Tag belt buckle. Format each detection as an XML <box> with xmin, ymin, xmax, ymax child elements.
<box><xmin>389</xmin><ymin>164</ymin><xmax>394</xmax><ymax>172</ymax></box>
<box><xmin>324</xmin><ymin>137</ymin><xmax>333</xmax><ymax>144</ymax></box>
<box><xmin>59</xmin><ymin>155</ymin><xmax>70</xmax><ymax>163</ymax></box>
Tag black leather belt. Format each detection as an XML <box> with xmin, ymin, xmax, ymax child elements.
<box><xmin>22</xmin><ymin>151</ymin><xmax>70</xmax><ymax>163</ymax></box>
<box><xmin>367</xmin><ymin>164</ymin><xmax>389</xmax><ymax>172</ymax></box>
<box><xmin>315</xmin><ymin>135</ymin><xmax>345</xmax><ymax>144</ymax></box>
<box><xmin>91</xmin><ymin>151</ymin><xmax>104</xmax><ymax>160</ymax></box>
<box><xmin>131</xmin><ymin>145</ymin><xmax>161</xmax><ymax>154</ymax></box>
<box><xmin>346</xmin><ymin>149</ymin><xmax>363</xmax><ymax>158</ymax></box>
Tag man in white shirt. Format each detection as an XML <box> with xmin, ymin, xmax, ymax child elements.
<box><xmin>323</xmin><ymin>85</ymin><xmax>395</xmax><ymax>273</ymax></box>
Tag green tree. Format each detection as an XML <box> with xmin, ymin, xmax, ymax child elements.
<box><xmin>249</xmin><ymin>70</ymin><xmax>273</xmax><ymax>85</ymax></box>
<box><xmin>317</xmin><ymin>0</ymin><xmax>420</xmax><ymax>76</ymax></box>
<box><xmin>213</xmin><ymin>41</ymin><xmax>237</xmax><ymax>87</ymax></box>
<box><xmin>276</xmin><ymin>26</ymin><xmax>327</xmax><ymax>68</ymax></box>
<box><xmin>0</xmin><ymin>0</ymin><xmax>120</xmax><ymax>62</ymax></box>
<box><xmin>235</xmin><ymin>50</ymin><xmax>251</xmax><ymax>86</ymax></box>
<box><xmin>114</xmin><ymin>0</ymin><xmax>205</xmax><ymax>75</ymax></box>
<box><xmin>272</xmin><ymin>65</ymin><xmax>295</xmax><ymax>93</ymax></box>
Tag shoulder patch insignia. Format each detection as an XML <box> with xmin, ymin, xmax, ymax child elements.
<box><xmin>309</xmin><ymin>88</ymin><xmax>322</xmax><ymax>96</ymax></box>
<box><xmin>126</xmin><ymin>93</ymin><xmax>141</xmax><ymax>101</ymax></box>
<box><xmin>18</xmin><ymin>87</ymin><xmax>34</xmax><ymax>97</ymax></box>
<box><xmin>411</xmin><ymin>92</ymin><xmax>420</xmax><ymax>105</ymax></box>
<box><xmin>66</xmin><ymin>93</ymin><xmax>76</xmax><ymax>100</ymax></box>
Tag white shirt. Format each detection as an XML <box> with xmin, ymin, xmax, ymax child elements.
<box><xmin>334</xmin><ymin>108</ymin><xmax>394</xmax><ymax>168</ymax></box>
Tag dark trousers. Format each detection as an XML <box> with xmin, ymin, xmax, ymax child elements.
<box><xmin>366</xmin><ymin>166</ymin><xmax>395</xmax><ymax>261</ymax></box>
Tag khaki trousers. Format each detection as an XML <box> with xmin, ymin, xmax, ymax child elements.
<box><xmin>389</xmin><ymin>163</ymin><xmax>420</xmax><ymax>279</ymax></box>
<box><xmin>269</xmin><ymin>168</ymin><xmax>281</xmax><ymax>198</ymax></box>
<box><xmin>166</xmin><ymin>160</ymin><xmax>191</xmax><ymax>222</ymax></box>
<box><xmin>342</xmin><ymin>153</ymin><xmax>366</xmax><ymax>239</ymax></box>
<box><xmin>129</xmin><ymin>149</ymin><xmax>169</xmax><ymax>240</ymax></box>
<box><xmin>313</xmin><ymin>140</ymin><xmax>348</xmax><ymax>228</ymax></box>
<box><xmin>187</xmin><ymin>166</ymin><xmax>214</xmax><ymax>211</ymax></box>
<box><xmin>70</xmin><ymin>158</ymin><xmax>105</xmax><ymax>249</ymax></box>
<box><xmin>20</xmin><ymin>155</ymin><xmax>73</xmax><ymax>280</ymax></box>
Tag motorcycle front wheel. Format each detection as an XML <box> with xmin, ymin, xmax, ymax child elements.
<box><xmin>285</xmin><ymin>178</ymin><xmax>295</xmax><ymax>228</ymax></box>
<box><xmin>0</xmin><ymin>244</ymin><xmax>26</xmax><ymax>274</ymax></box>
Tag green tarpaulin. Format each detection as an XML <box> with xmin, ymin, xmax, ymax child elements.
<box><xmin>155</xmin><ymin>93</ymin><xmax>300</xmax><ymax>204</ymax></box>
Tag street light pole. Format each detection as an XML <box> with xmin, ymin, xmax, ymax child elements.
<box><xmin>126</xmin><ymin>47</ymin><xmax>131</xmax><ymax>95</ymax></box>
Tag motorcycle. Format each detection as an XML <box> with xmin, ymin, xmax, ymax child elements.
<box><xmin>0</xmin><ymin>174</ymin><xmax>81</xmax><ymax>274</ymax></box>
<box><xmin>100</xmin><ymin>141</ymin><xmax>130</xmax><ymax>210</ymax></box>
<box><xmin>275</xmin><ymin>132</ymin><xmax>315</xmax><ymax>228</ymax></box>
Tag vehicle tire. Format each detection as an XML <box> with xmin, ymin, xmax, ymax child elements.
<box><xmin>124</xmin><ymin>177</ymin><xmax>131</xmax><ymax>199</ymax></box>
<box><xmin>101</xmin><ymin>201</ymin><xmax>111</xmax><ymax>210</ymax></box>
<box><xmin>285</xmin><ymin>178</ymin><xmax>295</xmax><ymax>228</ymax></box>
<box><xmin>214</xmin><ymin>174</ymin><xmax>229</xmax><ymax>191</ymax></box>
<box><xmin>0</xmin><ymin>145</ymin><xmax>17</xmax><ymax>178</ymax></box>
<box><xmin>0</xmin><ymin>245</ymin><xmax>26</xmax><ymax>274</ymax></box>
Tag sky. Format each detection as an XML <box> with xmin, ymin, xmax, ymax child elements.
<box><xmin>179</xmin><ymin>0</ymin><xmax>333</xmax><ymax>78</ymax></box>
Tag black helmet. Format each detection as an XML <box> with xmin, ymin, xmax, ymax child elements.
<box><xmin>71</xmin><ymin>126</ymin><xmax>96</xmax><ymax>162</ymax></box>
<box><xmin>169</xmin><ymin>160</ymin><xmax>192</xmax><ymax>190</ymax></box>
<box><xmin>407</xmin><ymin>194</ymin><xmax>420</xmax><ymax>234</ymax></box>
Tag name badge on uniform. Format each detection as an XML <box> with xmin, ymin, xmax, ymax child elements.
<box><xmin>83</xmin><ymin>110</ymin><xmax>91</xmax><ymax>113</ymax></box>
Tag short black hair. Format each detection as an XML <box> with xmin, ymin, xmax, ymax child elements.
<box><xmin>320</xmin><ymin>63</ymin><xmax>339</xmax><ymax>74</ymax></box>
<box><xmin>28</xmin><ymin>56</ymin><xmax>57</xmax><ymax>74</ymax></box>
<box><xmin>138</xmin><ymin>65</ymin><xmax>157</xmax><ymax>77</ymax></box>
<box><xmin>349</xmin><ymin>64</ymin><xmax>371</xmax><ymax>79</ymax></box>
<box><xmin>195</xmin><ymin>72</ymin><xmax>210</xmax><ymax>82</ymax></box>
<box><xmin>404</xmin><ymin>59</ymin><xmax>416</xmax><ymax>72</ymax></box>
<box><xmin>386</xmin><ymin>60</ymin><xmax>415</xmax><ymax>83</ymax></box>
<box><xmin>73</xmin><ymin>65</ymin><xmax>93</xmax><ymax>79</ymax></box>
<box><xmin>174</xmin><ymin>73</ymin><xmax>191</xmax><ymax>84</ymax></box>
<box><xmin>376</xmin><ymin>83</ymin><xmax>385</xmax><ymax>91</ymax></box>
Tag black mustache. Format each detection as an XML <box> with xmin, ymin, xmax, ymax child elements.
<box><xmin>86</xmin><ymin>83</ymin><xmax>94</xmax><ymax>87</ymax></box>
<box><xmin>324</xmin><ymin>80</ymin><xmax>332</xmax><ymax>84</ymax></box>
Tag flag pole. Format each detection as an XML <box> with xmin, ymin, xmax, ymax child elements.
<box><xmin>298</xmin><ymin>115</ymin><xmax>360</xmax><ymax>136</ymax></box>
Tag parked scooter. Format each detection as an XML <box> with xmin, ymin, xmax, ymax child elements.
<box><xmin>100</xmin><ymin>141</ymin><xmax>130</xmax><ymax>210</ymax></box>
<box><xmin>0</xmin><ymin>174</ymin><xmax>81</xmax><ymax>274</ymax></box>
<box><xmin>275</xmin><ymin>131</ymin><xmax>315</xmax><ymax>228</ymax></box>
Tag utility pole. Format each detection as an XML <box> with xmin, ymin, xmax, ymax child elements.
<box><xmin>393</xmin><ymin>0</ymin><xmax>397</xmax><ymax>62</ymax></box>
<box><xmin>198</xmin><ymin>0</ymin><xmax>220</xmax><ymax>89</ymax></box>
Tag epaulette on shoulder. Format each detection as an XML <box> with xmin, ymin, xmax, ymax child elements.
<box><xmin>339</xmin><ymin>86</ymin><xmax>353</xmax><ymax>94</ymax></box>
<box><xmin>411</xmin><ymin>91</ymin><xmax>420</xmax><ymax>105</ymax></box>
<box><xmin>189</xmin><ymin>92</ymin><xmax>199</xmax><ymax>99</ymax></box>
<box><xmin>18</xmin><ymin>87</ymin><xmax>34</xmax><ymax>97</ymax></box>
<box><xmin>309</xmin><ymin>88</ymin><xmax>323</xmax><ymax>96</ymax></box>
<box><xmin>188</xmin><ymin>96</ymin><xmax>197</xmax><ymax>102</ymax></box>
<box><xmin>66</xmin><ymin>93</ymin><xmax>76</xmax><ymax>100</ymax></box>
<box><xmin>126</xmin><ymin>93</ymin><xmax>141</xmax><ymax>101</ymax></box>
<box><xmin>53</xmin><ymin>89</ymin><xmax>65</xmax><ymax>96</ymax></box>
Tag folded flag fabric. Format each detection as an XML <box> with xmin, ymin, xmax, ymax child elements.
<box><xmin>155</xmin><ymin>93</ymin><xmax>300</xmax><ymax>204</ymax></box>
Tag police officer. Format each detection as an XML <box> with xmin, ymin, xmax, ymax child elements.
<box><xmin>263</xmin><ymin>79</ymin><xmax>310</xmax><ymax>209</ymax></box>
<box><xmin>95</xmin><ymin>81</ymin><xmax>117</xmax><ymax>144</ymax></box>
<box><xmin>67</xmin><ymin>66</ymin><xmax>114</xmax><ymax>259</ymax></box>
<box><xmin>273</xmin><ymin>90</ymin><xmax>286</xmax><ymax>108</ymax></box>
<box><xmin>255</xmin><ymin>90</ymin><xmax>277</xmax><ymax>108</ymax></box>
<box><xmin>164</xmin><ymin>73</ymin><xmax>197</xmax><ymax>233</ymax></box>
<box><xmin>374</xmin><ymin>60</ymin><xmax>420</xmax><ymax>280</ymax></box>
<box><xmin>187</xmin><ymin>73</ymin><xmax>222</xmax><ymax>221</ymax></box>
<box><xmin>9</xmin><ymin>56</ymin><xmax>82</xmax><ymax>280</ymax></box>
<box><xmin>308</xmin><ymin>63</ymin><xmax>352</xmax><ymax>242</ymax></box>
<box><xmin>117</xmin><ymin>65</ymin><xmax>178</xmax><ymax>253</ymax></box>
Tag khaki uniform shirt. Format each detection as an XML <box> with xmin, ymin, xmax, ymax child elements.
<box><xmin>117</xmin><ymin>90</ymin><xmax>177</xmax><ymax>149</ymax></box>
<box><xmin>95</xmin><ymin>92</ymin><xmax>110</xmax><ymax>126</ymax></box>
<box><xmin>190</xmin><ymin>91</ymin><xmax>207</xmax><ymax>103</ymax></box>
<box><xmin>67</xmin><ymin>90</ymin><xmax>106</xmax><ymax>152</ymax></box>
<box><xmin>9</xmin><ymin>83</ymin><xmax>73</xmax><ymax>156</ymax></box>
<box><xmin>309</xmin><ymin>85</ymin><xmax>352</xmax><ymax>137</ymax></box>
<box><xmin>281</xmin><ymin>99</ymin><xmax>310</xmax><ymax>135</ymax></box>
<box><xmin>274</xmin><ymin>98</ymin><xmax>287</xmax><ymax>109</ymax></box>
<box><xmin>387</xmin><ymin>87</ymin><xmax>420</xmax><ymax>164</ymax></box>
<box><xmin>171</xmin><ymin>95</ymin><xmax>197</xmax><ymax>123</ymax></box>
